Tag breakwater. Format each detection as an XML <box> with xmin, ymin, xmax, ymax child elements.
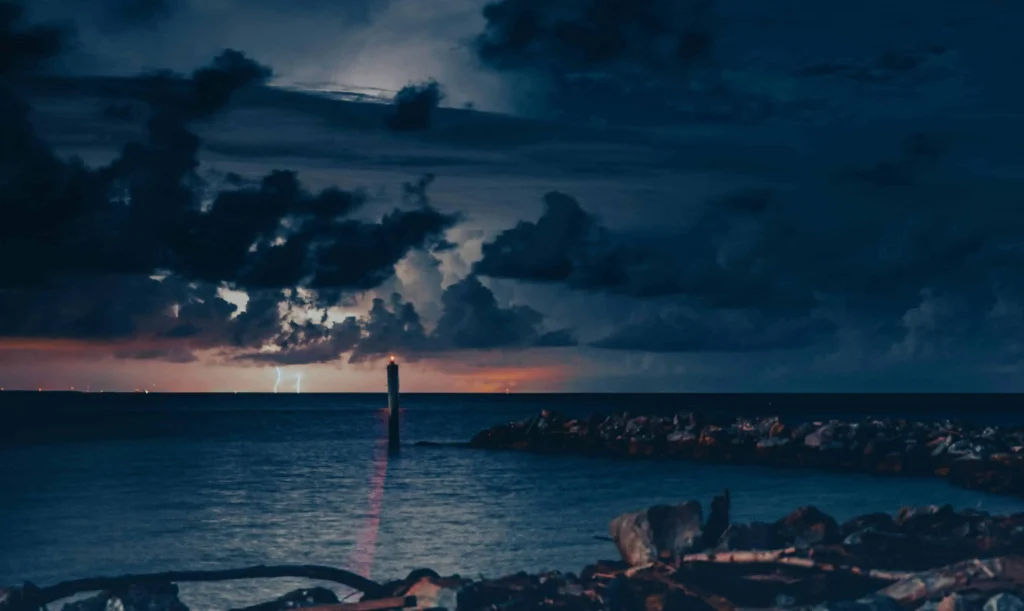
<box><xmin>465</xmin><ymin>410</ymin><xmax>1024</xmax><ymax>496</ymax></box>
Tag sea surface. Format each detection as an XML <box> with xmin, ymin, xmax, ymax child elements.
<box><xmin>3</xmin><ymin>392</ymin><xmax>1024</xmax><ymax>609</ymax></box>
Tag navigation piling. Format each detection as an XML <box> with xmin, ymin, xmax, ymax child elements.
<box><xmin>387</xmin><ymin>356</ymin><xmax>400</xmax><ymax>454</ymax></box>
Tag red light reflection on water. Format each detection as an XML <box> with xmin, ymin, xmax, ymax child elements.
<box><xmin>348</xmin><ymin>408</ymin><xmax>396</xmax><ymax>579</ymax></box>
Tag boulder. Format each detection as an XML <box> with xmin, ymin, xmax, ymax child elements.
<box><xmin>62</xmin><ymin>583</ymin><xmax>189</xmax><ymax>611</ymax></box>
<box><xmin>403</xmin><ymin>578</ymin><xmax>459</xmax><ymax>611</ymax></box>
<box><xmin>810</xmin><ymin>594</ymin><xmax>903</xmax><ymax>611</ymax></box>
<box><xmin>609</xmin><ymin>509</ymin><xmax>658</xmax><ymax>566</ymax></box>
<box><xmin>0</xmin><ymin>585</ymin><xmax>43</xmax><ymax>611</ymax></box>
<box><xmin>716</xmin><ymin>521</ymin><xmax>780</xmax><ymax>551</ymax></box>
<box><xmin>984</xmin><ymin>594</ymin><xmax>1024</xmax><ymax>611</ymax></box>
<box><xmin>647</xmin><ymin>501</ymin><xmax>704</xmax><ymax>561</ymax></box>
<box><xmin>938</xmin><ymin>593</ymin><xmax>980</xmax><ymax>611</ymax></box>
<box><xmin>702</xmin><ymin>490</ymin><xmax>730</xmax><ymax>548</ymax></box>
<box><xmin>758</xmin><ymin>437</ymin><xmax>790</xmax><ymax>449</ymax></box>
<box><xmin>776</xmin><ymin>506</ymin><xmax>840</xmax><ymax>547</ymax></box>
<box><xmin>841</xmin><ymin>513</ymin><xmax>898</xmax><ymax>537</ymax></box>
<box><xmin>805</xmin><ymin>423</ymin><xmax>838</xmax><ymax>448</ymax></box>
<box><xmin>610</xmin><ymin>501</ymin><xmax>704</xmax><ymax>566</ymax></box>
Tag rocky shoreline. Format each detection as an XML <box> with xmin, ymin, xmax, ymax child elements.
<box><xmin>6</xmin><ymin>496</ymin><xmax>1024</xmax><ymax>611</ymax></box>
<box><xmin>462</xmin><ymin>410</ymin><xmax>1024</xmax><ymax>496</ymax></box>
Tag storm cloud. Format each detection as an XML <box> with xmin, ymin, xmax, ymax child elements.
<box><xmin>474</xmin><ymin>0</ymin><xmax>715</xmax><ymax>75</ymax></box>
<box><xmin>0</xmin><ymin>7</ymin><xmax>460</xmax><ymax>366</ymax></box>
<box><xmin>387</xmin><ymin>80</ymin><xmax>444</xmax><ymax>132</ymax></box>
<box><xmin>4</xmin><ymin>0</ymin><xmax>1024</xmax><ymax>390</ymax></box>
<box><xmin>254</xmin><ymin>275</ymin><xmax>576</xmax><ymax>366</ymax></box>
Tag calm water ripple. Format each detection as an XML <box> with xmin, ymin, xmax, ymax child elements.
<box><xmin>3</xmin><ymin>393</ymin><xmax>1024</xmax><ymax>609</ymax></box>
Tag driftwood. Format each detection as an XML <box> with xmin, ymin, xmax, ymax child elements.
<box><xmin>592</xmin><ymin>547</ymin><xmax>913</xmax><ymax>587</ymax></box>
<box><xmin>679</xmin><ymin>547</ymin><xmax>913</xmax><ymax>581</ymax></box>
<box><xmin>680</xmin><ymin>548</ymin><xmax>799</xmax><ymax>563</ymax></box>
<box><xmin>18</xmin><ymin>565</ymin><xmax>386</xmax><ymax>609</ymax></box>
<box><xmin>881</xmin><ymin>557</ymin><xmax>1024</xmax><ymax>605</ymax></box>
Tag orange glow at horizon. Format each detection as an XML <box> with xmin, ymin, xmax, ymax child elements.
<box><xmin>441</xmin><ymin>365</ymin><xmax>571</xmax><ymax>393</ymax></box>
<box><xmin>0</xmin><ymin>337</ymin><xmax>576</xmax><ymax>392</ymax></box>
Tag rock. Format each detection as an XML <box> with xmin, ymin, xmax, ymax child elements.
<box><xmin>855</xmin><ymin>594</ymin><xmax>905</xmax><ymax>611</ymax></box>
<box><xmin>610</xmin><ymin>509</ymin><xmax>658</xmax><ymax>566</ymax></box>
<box><xmin>404</xmin><ymin>579</ymin><xmax>459</xmax><ymax>611</ymax></box>
<box><xmin>610</xmin><ymin>501</ymin><xmax>705</xmax><ymax>566</ymax></box>
<box><xmin>702</xmin><ymin>490</ymin><xmax>730</xmax><ymax>548</ymax></box>
<box><xmin>985</xmin><ymin>594</ymin><xmax>1024</xmax><ymax>611</ymax></box>
<box><xmin>776</xmin><ymin>506</ymin><xmax>841</xmax><ymax>547</ymax></box>
<box><xmin>667</xmin><ymin>430</ymin><xmax>692</xmax><ymax>443</ymax></box>
<box><xmin>63</xmin><ymin>583</ymin><xmax>189</xmax><ymax>611</ymax></box>
<box><xmin>647</xmin><ymin>501</ymin><xmax>704</xmax><ymax>561</ymax></box>
<box><xmin>229</xmin><ymin>588</ymin><xmax>338</xmax><ymax>611</ymax></box>
<box><xmin>938</xmin><ymin>593</ymin><xmax>978</xmax><ymax>611</ymax></box>
<box><xmin>805</xmin><ymin>423</ymin><xmax>838</xmax><ymax>448</ymax></box>
<box><xmin>466</xmin><ymin>409</ymin><xmax>1024</xmax><ymax>497</ymax></box>
<box><xmin>896</xmin><ymin>505</ymin><xmax>945</xmax><ymax>525</ymax></box>
<box><xmin>841</xmin><ymin>513</ymin><xmax>898</xmax><ymax>537</ymax></box>
<box><xmin>0</xmin><ymin>585</ymin><xmax>42</xmax><ymax>611</ymax></box>
<box><xmin>625</xmin><ymin>417</ymin><xmax>648</xmax><ymax>436</ymax></box>
<box><xmin>716</xmin><ymin>521</ymin><xmax>780</xmax><ymax>550</ymax></box>
<box><xmin>811</xmin><ymin>594</ymin><xmax>904</xmax><ymax>611</ymax></box>
<box><xmin>931</xmin><ymin>437</ymin><xmax>952</xmax><ymax>457</ymax></box>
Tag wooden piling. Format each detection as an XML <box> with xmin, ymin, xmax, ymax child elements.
<box><xmin>387</xmin><ymin>356</ymin><xmax>400</xmax><ymax>454</ymax></box>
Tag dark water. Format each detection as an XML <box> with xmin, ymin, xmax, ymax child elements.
<box><xmin>3</xmin><ymin>392</ymin><xmax>1024</xmax><ymax>609</ymax></box>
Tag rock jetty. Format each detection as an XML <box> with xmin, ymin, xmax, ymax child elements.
<box><xmin>466</xmin><ymin>410</ymin><xmax>1024</xmax><ymax>496</ymax></box>
<box><xmin>6</xmin><ymin>496</ymin><xmax>1024</xmax><ymax>611</ymax></box>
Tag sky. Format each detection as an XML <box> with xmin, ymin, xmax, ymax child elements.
<box><xmin>2</xmin><ymin>0</ymin><xmax>1024</xmax><ymax>392</ymax></box>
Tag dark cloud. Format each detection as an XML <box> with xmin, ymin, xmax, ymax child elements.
<box><xmin>243</xmin><ymin>318</ymin><xmax>363</xmax><ymax>365</ymax></box>
<box><xmin>472</xmin><ymin>190</ymin><xmax>679</xmax><ymax>296</ymax></box>
<box><xmin>0</xmin><ymin>276</ymin><xmax>302</xmax><ymax>365</ymax></box>
<box><xmin>402</xmin><ymin>173</ymin><xmax>436</xmax><ymax>205</ymax></box>
<box><xmin>471</xmin><ymin>0</ymin><xmax>729</xmax><ymax>124</ymax></box>
<box><xmin>103</xmin><ymin>0</ymin><xmax>176</xmax><ymax>29</ymax></box>
<box><xmin>474</xmin><ymin>0</ymin><xmax>715</xmax><ymax>75</ymax></box>
<box><xmin>473</xmin><ymin>189</ymin><xmax>806</xmax><ymax>307</ymax></box>
<box><xmin>0</xmin><ymin>44</ymin><xmax>276</xmax><ymax>287</ymax></box>
<box><xmin>100</xmin><ymin>101</ymin><xmax>137</xmax><ymax>122</ymax></box>
<box><xmin>433</xmin><ymin>275</ymin><xmax>576</xmax><ymax>350</ymax></box>
<box><xmin>115</xmin><ymin>345</ymin><xmax>197</xmax><ymax>363</ymax></box>
<box><xmin>347</xmin><ymin>294</ymin><xmax>430</xmax><ymax>363</ymax></box>
<box><xmin>387</xmin><ymin>80</ymin><xmax>444</xmax><ymax>132</ymax></box>
<box><xmin>795</xmin><ymin>46</ymin><xmax>951</xmax><ymax>85</ymax></box>
<box><xmin>249</xmin><ymin>276</ymin><xmax>575</xmax><ymax>366</ymax></box>
<box><xmin>475</xmin><ymin>137</ymin><xmax>1024</xmax><ymax>362</ymax></box>
<box><xmin>592</xmin><ymin>307</ymin><xmax>834</xmax><ymax>353</ymax></box>
<box><xmin>0</xmin><ymin>8</ymin><xmax>463</xmax><ymax>367</ymax></box>
<box><xmin>0</xmin><ymin>2</ymin><xmax>68</xmax><ymax>76</ymax></box>
<box><xmin>847</xmin><ymin>132</ymin><xmax>947</xmax><ymax>187</ymax></box>
<box><xmin>1</xmin><ymin>6</ymin><xmax>455</xmax><ymax>295</ymax></box>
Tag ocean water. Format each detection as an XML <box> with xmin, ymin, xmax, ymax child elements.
<box><xmin>3</xmin><ymin>392</ymin><xmax>1024</xmax><ymax>609</ymax></box>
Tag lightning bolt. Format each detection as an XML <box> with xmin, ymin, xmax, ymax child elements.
<box><xmin>295</xmin><ymin>372</ymin><xmax>303</xmax><ymax>394</ymax></box>
<box><xmin>274</xmin><ymin>367</ymin><xmax>282</xmax><ymax>393</ymax></box>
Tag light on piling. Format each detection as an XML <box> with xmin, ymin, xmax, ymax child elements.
<box><xmin>386</xmin><ymin>355</ymin><xmax>400</xmax><ymax>454</ymax></box>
